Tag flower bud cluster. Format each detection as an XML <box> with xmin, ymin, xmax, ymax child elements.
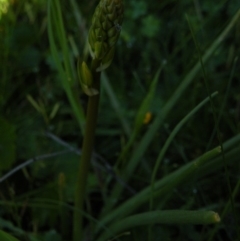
<box><xmin>79</xmin><ymin>0</ymin><xmax>124</xmax><ymax>96</ymax></box>
<box><xmin>88</xmin><ymin>0</ymin><xmax>124</xmax><ymax>71</ymax></box>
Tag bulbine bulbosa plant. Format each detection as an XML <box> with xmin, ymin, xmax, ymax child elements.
<box><xmin>73</xmin><ymin>0</ymin><xmax>124</xmax><ymax>240</ymax></box>
<box><xmin>0</xmin><ymin>0</ymin><xmax>239</xmax><ymax>241</ymax></box>
<box><xmin>48</xmin><ymin>1</ymin><xmax>240</xmax><ymax>241</ymax></box>
<box><xmin>73</xmin><ymin>1</ymin><xmax>223</xmax><ymax>241</ymax></box>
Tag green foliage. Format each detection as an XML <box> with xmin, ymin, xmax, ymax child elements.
<box><xmin>0</xmin><ymin>230</ymin><xmax>20</xmax><ymax>241</ymax></box>
<box><xmin>1</xmin><ymin>0</ymin><xmax>240</xmax><ymax>240</ymax></box>
<box><xmin>141</xmin><ymin>15</ymin><xmax>161</xmax><ymax>38</ymax></box>
<box><xmin>47</xmin><ymin>0</ymin><xmax>85</xmax><ymax>133</ymax></box>
<box><xmin>0</xmin><ymin>118</ymin><xmax>16</xmax><ymax>173</ymax></box>
<box><xmin>0</xmin><ymin>218</ymin><xmax>24</xmax><ymax>237</ymax></box>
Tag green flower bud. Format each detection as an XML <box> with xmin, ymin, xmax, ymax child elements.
<box><xmin>88</xmin><ymin>0</ymin><xmax>124</xmax><ymax>71</ymax></box>
<box><xmin>96</xmin><ymin>47</ymin><xmax>115</xmax><ymax>71</ymax></box>
<box><xmin>79</xmin><ymin>61</ymin><xmax>99</xmax><ymax>96</ymax></box>
<box><xmin>94</xmin><ymin>41</ymin><xmax>108</xmax><ymax>59</ymax></box>
<box><xmin>80</xmin><ymin>61</ymin><xmax>93</xmax><ymax>86</ymax></box>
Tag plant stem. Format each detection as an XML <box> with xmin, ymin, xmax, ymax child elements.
<box><xmin>97</xmin><ymin>210</ymin><xmax>220</xmax><ymax>241</ymax></box>
<box><xmin>73</xmin><ymin>65</ymin><xmax>101</xmax><ymax>241</ymax></box>
<box><xmin>95</xmin><ymin>146</ymin><xmax>221</xmax><ymax>234</ymax></box>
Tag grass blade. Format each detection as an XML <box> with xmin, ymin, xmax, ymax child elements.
<box><xmin>150</xmin><ymin>92</ymin><xmax>218</xmax><ymax>210</ymax></box>
<box><xmin>47</xmin><ymin>0</ymin><xmax>85</xmax><ymax>132</ymax></box>
<box><xmin>95</xmin><ymin>146</ymin><xmax>222</xmax><ymax>235</ymax></box>
<box><xmin>98</xmin><ymin>210</ymin><xmax>220</xmax><ymax>241</ymax></box>
<box><xmin>104</xmin><ymin>9</ymin><xmax>240</xmax><ymax>213</ymax></box>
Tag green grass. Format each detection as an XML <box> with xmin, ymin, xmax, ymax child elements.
<box><xmin>0</xmin><ymin>0</ymin><xmax>240</xmax><ymax>241</ymax></box>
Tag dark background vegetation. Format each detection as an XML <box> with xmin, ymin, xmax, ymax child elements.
<box><xmin>0</xmin><ymin>0</ymin><xmax>240</xmax><ymax>240</ymax></box>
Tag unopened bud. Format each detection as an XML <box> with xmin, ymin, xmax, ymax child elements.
<box><xmin>88</xmin><ymin>0</ymin><xmax>124</xmax><ymax>71</ymax></box>
<box><xmin>79</xmin><ymin>61</ymin><xmax>99</xmax><ymax>96</ymax></box>
<box><xmin>80</xmin><ymin>61</ymin><xmax>93</xmax><ymax>86</ymax></box>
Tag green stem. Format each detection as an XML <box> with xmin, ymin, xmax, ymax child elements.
<box><xmin>95</xmin><ymin>146</ymin><xmax>221</xmax><ymax>235</ymax></box>
<box><xmin>73</xmin><ymin>64</ymin><xmax>101</xmax><ymax>241</ymax></box>
<box><xmin>103</xmin><ymin>9</ymin><xmax>240</xmax><ymax>215</ymax></box>
<box><xmin>97</xmin><ymin>210</ymin><xmax>220</xmax><ymax>241</ymax></box>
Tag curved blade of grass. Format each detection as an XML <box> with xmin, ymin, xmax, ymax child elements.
<box><xmin>98</xmin><ymin>132</ymin><xmax>240</xmax><ymax>234</ymax></box>
<box><xmin>97</xmin><ymin>210</ymin><xmax>220</xmax><ymax>241</ymax></box>
<box><xmin>196</xmin><ymin>145</ymin><xmax>240</xmax><ymax>179</ymax></box>
<box><xmin>206</xmin><ymin>57</ymin><xmax>238</xmax><ymax>151</ymax></box>
<box><xmin>187</xmin><ymin>12</ymin><xmax>240</xmax><ymax>240</ymax></box>
<box><xmin>125</xmin><ymin>8</ymin><xmax>240</xmax><ymax>187</ymax></box>
<box><xmin>47</xmin><ymin>0</ymin><xmax>85</xmax><ymax>132</ymax></box>
<box><xmin>104</xmin><ymin>9</ymin><xmax>240</xmax><ymax>213</ymax></box>
<box><xmin>97</xmin><ymin>137</ymin><xmax>240</xmax><ymax>237</ymax></box>
<box><xmin>102</xmin><ymin>72</ymin><xmax>131</xmax><ymax>137</ymax></box>
<box><xmin>150</xmin><ymin>91</ymin><xmax>218</xmax><ymax>210</ymax></box>
<box><xmin>101</xmin><ymin>67</ymin><xmax>162</xmax><ymax>215</ymax></box>
<box><xmin>116</xmin><ymin>66</ymin><xmax>163</xmax><ymax>167</ymax></box>
<box><xmin>95</xmin><ymin>146</ymin><xmax>222</xmax><ymax>235</ymax></box>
